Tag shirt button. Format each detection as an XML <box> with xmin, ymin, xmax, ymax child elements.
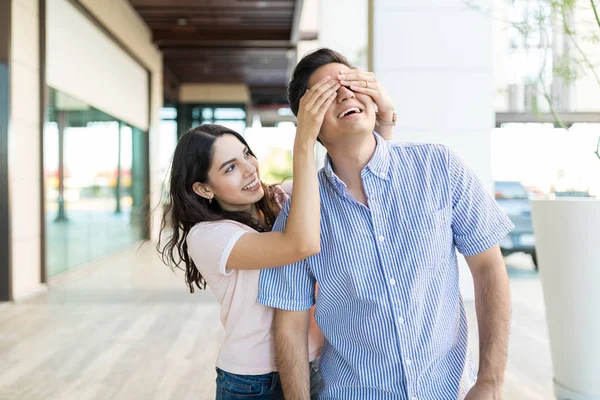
<box><xmin>389</xmin><ymin>278</ymin><xmax>396</xmax><ymax>285</ymax></box>
<box><xmin>406</xmin><ymin>359</ymin><xmax>413</xmax><ymax>366</ymax></box>
<box><xmin>399</xmin><ymin>317</ymin><xmax>405</xmax><ymax>324</ymax></box>
<box><xmin>412</xmin><ymin>397</ymin><xmax>418</xmax><ymax>400</ymax></box>
<box><xmin>378</xmin><ymin>235</ymin><xmax>385</xmax><ymax>242</ymax></box>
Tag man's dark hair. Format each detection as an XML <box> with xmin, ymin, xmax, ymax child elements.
<box><xmin>288</xmin><ymin>48</ymin><xmax>354</xmax><ymax>116</ymax></box>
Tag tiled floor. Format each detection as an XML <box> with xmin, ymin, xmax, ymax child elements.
<box><xmin>45</xmin><ymin>206</ymin><xmax>142</xmax><ymax>276</ymax></box>
<box><xmin>0</xmin><ymin>248</ymin><xmax>554</xmax><ymax>400</ymax></box>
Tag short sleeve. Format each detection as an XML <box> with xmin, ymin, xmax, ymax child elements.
<box><xmin>187</xmin><ymin>222</ymin><xmax>249</xmax><ymax>276</ymax></box>
<box><xmin>257</xmin><ymin>202</ymin><xmax>316</xmax><ymax>311</ymax></box>
<box><xmin>448</xmin><ymin>149</ymin><xmax>514</xmax><ymax>256</ymax></box>
<box><xmin>280</xmin><ymin>180</ymin><xmax>293</xmax><ymax>196</ymax></box>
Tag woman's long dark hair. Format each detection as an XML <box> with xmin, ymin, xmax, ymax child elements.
<box><xmin>157</xmin><ymin>124</ymin><xmax>281</xmax><ymax>293</ymax></box>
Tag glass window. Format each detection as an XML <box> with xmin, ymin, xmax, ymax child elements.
<box><xmin>202</xmin><ymin>108</ymin><xmax>213</xmax><ymax>120</ymax></box>
<box><xmin>215</xmin><ymin>120</ymin><xmax>246</xmax><ymax>133</ymax></box>
<box><xmin>44</xmin><ymin>88</ymin><xmax>147</xmax><ymax>276</ymax></box>
<box><xmin>214</xmin><ymin>108</ymin><xmax>246</xmax><ymax>120</ymax></box>
<box><xmin>192</xmin><ymin>107</ymin><xmax>201</xmax><ymax>120</ymax></box>
<box><xmin>159</xmin><ymin>107</ymin><xmax>177</xmax><ymax>120</ymax></box>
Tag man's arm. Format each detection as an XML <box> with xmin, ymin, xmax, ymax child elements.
<box><xmin>275</xmin><ymin>308</ymin><xmax>311</xmax><ymax>400</ymax></box>
<box><xmin>465</xmin><ymin>245</ymin><xmax>511</xmax><ymax>400</ymax></box>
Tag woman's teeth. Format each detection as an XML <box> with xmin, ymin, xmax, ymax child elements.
<box><xmin>242</xmin><ymin>179</ymin><xmax>259</xmax><ymax>191</ymax></box>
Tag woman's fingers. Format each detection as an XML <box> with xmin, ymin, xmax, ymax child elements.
<box><xmin>302</xmin><ymin>76</ymin><xmax>337</xmax><ymax>109</ymax></box>
<box><xmin>338</xmin><ymin>68</ymin><xmax>395</xmax><ymax>115</ymax></box>
<box><xmin>318</xmin><ymin>90</ymin><xmax>338</xmax><ymax>114</ymax></box>
<box><xmin>338</xmin><ymin>69</ymin><xmax>380</xmax><ymax>98</ymax></box>
<box><xmin>348</xmin><ymin>85</ymin><xmax>378</xmax><ymax>97</ymax></box>
<box><xmin>338</xmin><ymin>70</ymin><xmax>375</xmax><ymax>83</ymax></box>
<box><xmin>311</xmin><ymin>83</ymin><xmax>340</xmax><ymax>113</ymax></box>
<box><xmin>298</xmin><ymin>76</ymin><xmax>339</xmax><ymax>121</ymax></box>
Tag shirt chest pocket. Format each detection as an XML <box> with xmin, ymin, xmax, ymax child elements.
<box><xmin>403</xmin><ymin>207</ymin><xmax>452</xmax><ymax>269</ymax></box>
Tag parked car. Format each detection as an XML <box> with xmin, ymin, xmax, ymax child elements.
<box><xmin>495</xmin><ymin>181</ymin><xmax>538</xmax><ymax>270</ymax></box>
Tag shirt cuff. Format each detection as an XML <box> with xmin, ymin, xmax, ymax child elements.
<box><xmin>257</xmin><ymin>295</ymin><xmax>314</xmax><ymax>311</ymax></box>
<box><xmin>456</xmin><ymin>219</ymin><xmax>515</xmax><ymax>256</ymax></box>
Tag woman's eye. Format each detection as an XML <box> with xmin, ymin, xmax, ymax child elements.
<box><xmin>244</xmin><ymin>150</ymin><xmax>251</xmax><ymax>158</ymax></box>
<box><xmin>225</xmin><ymin>165</ymin><xmax>235</xmax><ymax>173</ymax></box>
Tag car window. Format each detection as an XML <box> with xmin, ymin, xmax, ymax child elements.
<box><xmin>495</xmin><ymin>181</ymin><xmax>528</xmax><ymax>199</ymax></box>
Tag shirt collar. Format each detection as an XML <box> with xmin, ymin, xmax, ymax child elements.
<box><xmin>364</xmin><ymin>132</ymin><xmax>391</xmax><ymax>181</ymax></box>
<box><xmin>323</xmin><ymin>132</ymin><xmax>391</xmax><ymax>195</ymax></box>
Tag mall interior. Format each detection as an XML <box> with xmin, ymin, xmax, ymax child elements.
<box><xmin>1</xmin><ymin>0</ymin><xmax>599</xmax><ymax>399</ymax></box>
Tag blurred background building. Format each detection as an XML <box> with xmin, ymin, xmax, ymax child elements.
<box><xmin>3</xmin><ymin>0</ymin><xmax>599</xmax><ymax>301</ymax></box>
<box><xmin>0</xmin><ymin>0</ymin><xmax>599</xmax><ymax>398</ymax></box>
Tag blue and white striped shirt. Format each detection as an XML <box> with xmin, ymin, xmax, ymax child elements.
<box><xmin>258</xmin><ymin>133</ymin><xmax>514</xmax><ymax>400</ymax></box>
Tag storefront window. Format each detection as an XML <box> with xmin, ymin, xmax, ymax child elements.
<box><xmin>44</xmin><ymin>88</ymin><xmax>148</xmax><ymax>276</ymax></box>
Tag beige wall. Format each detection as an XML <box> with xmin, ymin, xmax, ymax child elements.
<box><xmin>47</xmin><ymin>0</ymin><xmax>150</xmax><ymax>130</ymax></box>
<box><xmin>179</xmin><ymin>83</ymin><xmax>250</xmax><ymax>104</ymax></box>
<box><xmin>56</xmin><ymin>0</ymin><xmax>164</xmax><ymax>243</ymax></box>
<box><xmin>78</xmin><ymin>0</ymin><xmax>164</xmax><ymax>242</ymax></box>
<box><xmin>10</xmin><ymin>0</ymin><xmax>43</xmax><ymax>300</ymax></box>
<box><xmin>9</xmin><ymin>0</ymin><xmax>163</xmax><ymax>300</ymax></box>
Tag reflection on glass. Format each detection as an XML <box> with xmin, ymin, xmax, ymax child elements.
<box><xmin>44</xmin><ymin>88</ymin><xmax>147</xmax><ymax>276</ymax></box>
<box><xmin>215</xmin><ymin>120</ymin><xmax>246</xmax><ymax>134</ymax></box>
<box><xmin>214</xmin><ymin>108</ymin><xmax>246</xmax><ymax>120</ymax></box>
<box><xmin>201</xmin><ymin>108</ymin><xmax>213</xmax><ymax>120</ymax></box>
<box><xmin>159</xmin><ymin>107</ymin><xmax>177</xmax><ymax>120</ymax></box>
<box><xmin>192</xmin><ymin>107</ymin><xmax>201</xmax><ymax>120</ymax></box>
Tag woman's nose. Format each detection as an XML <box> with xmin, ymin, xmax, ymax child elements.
<box><xmin>243</xmin><ymin>160</ymin><xmax>257</xmax><ymax>176</ymax></box>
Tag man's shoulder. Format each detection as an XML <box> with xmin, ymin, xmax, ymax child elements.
<box><xmin>388</xmin><ymin>140</ymin><xmax>450</xmax><ymax>158</ymax></box>
<box><xmin>388</xmin><ymin>141</ymin><xmax>454</xmax><ymax>171</ymax></box>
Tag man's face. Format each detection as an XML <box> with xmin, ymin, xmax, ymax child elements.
<box><xmin>307</xmin><ymin>62</ymin><xmax>377</xmax><ymax>145</ymax></box>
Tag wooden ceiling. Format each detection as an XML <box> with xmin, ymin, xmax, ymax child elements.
<box><xmin>128</xmin><ymin>0</ymin><xmax>306</xmax><ymax>105</ymax></box>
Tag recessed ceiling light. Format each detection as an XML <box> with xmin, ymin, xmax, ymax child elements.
<box><xmin>257</xmin><ymin>1</ymin><xmax>268</xmax><ymax>8</ymax></box>
<box><xmin>176</xmin><ymin>18</ymin><xmax>188</xmax><ymax>26</ymax></box>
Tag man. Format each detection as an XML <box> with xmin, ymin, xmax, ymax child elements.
<box><xmin>258</xmin><ymin>48</ymin><xmax>513</xmax><ymax>400</ymax></box>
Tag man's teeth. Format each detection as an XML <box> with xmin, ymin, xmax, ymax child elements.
<box><xmin>337</xmin><ymin>108</ymin><xmax>361</xmax><ymax>119</ymax></box>
<box><xmin>242</xmin><ymin>179</ymin><xmax>259</xmax><ymax>190</ymax></box>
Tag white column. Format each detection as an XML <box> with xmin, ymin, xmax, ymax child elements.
<box><xmin>373</xmin><ymin>0</ymin><xmax>496</xmax><ymax>300</ymax></box>
<box><xmin>10</xmin><ymin>0</ymin><xmax>45</xmax><ymax>300</ymax></box>
<box><xmin>318</xmin><ymin>0</ymin><xmax>369</xmax><ymax>70</ymax></box>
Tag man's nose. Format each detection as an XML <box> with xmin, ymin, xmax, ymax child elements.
<box><xmin>337</xmin><ymin>85</ymin><xmax>355</xmax><ymax>102</ymax></box>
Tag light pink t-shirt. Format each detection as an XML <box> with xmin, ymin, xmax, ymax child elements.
<box><xmin>187</xmin><ymin>219</ymin><xmax>323</xmax><ymax>375</ymax></box>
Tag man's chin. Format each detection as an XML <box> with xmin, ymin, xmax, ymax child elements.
<box><xmin>342</xmin><ymin>125</ymin><xmax>375</xmax><ymax>137</ymax></box>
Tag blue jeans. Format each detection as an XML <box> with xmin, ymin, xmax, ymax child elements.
<box><xmin>216</xmin><ymin>359</ymin><xmax>323</xmax><ymax>399</ymax></box>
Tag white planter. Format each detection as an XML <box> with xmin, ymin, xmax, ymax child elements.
<box><xmin>531</xmin><ymin>199</ymin><xmax>600</xmax><ymax>400</ymax></box>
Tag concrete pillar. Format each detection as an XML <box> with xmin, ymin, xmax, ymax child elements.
<box><xmin>8</xmin><ymin>0</ymin><xmax>46</xmax><ymax>301</ymax></box>
<box><xmin>0</xmin><ymin>0</ymin><xmax>12</xmax><ymax>301</ymax></box>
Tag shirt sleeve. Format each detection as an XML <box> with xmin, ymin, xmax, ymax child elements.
<box><xmin>186</xmin><ymin>222</ymin><xmax>249</xmax><ymax>276</ymax></box>
<box><xmin>448</xmin><ymin>148</ymin><xmax>514</xmax><ymax>256</ymax></box>
<box><xmin>257</xmin><ymin>202</ymin><xmax>316</xmax><ymax>311</ymax></box>
<box><xmin>280</xmin><ymin>180</ymin><xmax>293</xmax><ymax>196</ymax></box>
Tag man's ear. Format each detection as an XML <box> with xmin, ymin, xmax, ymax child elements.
<box><xmin>192</xmin><ymin>182</ymin><xmax>213</xmax><ymax>201</ymax></box>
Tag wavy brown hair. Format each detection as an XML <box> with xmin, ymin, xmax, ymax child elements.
<box><xmin>157</xmin><ymin>124</ymin><xmax>281</xmax><ymax>293</ymax></box>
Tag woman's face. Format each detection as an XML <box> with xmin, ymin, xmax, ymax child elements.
<box><xmin>195</xmin><ymin>134</ymin><xmax>265</xmax><ymax>213</ymax></box>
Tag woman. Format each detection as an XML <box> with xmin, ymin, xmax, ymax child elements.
<box><xmin>157</xmin><ymin>75</ymin><xmax>340</xmax><ymax>399</ymax></box>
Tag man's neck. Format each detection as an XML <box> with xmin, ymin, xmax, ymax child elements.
<box><xmin>326</xmin><ymin>132</ymin><xmax>377</xmax><ymax>186</ymax></box>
